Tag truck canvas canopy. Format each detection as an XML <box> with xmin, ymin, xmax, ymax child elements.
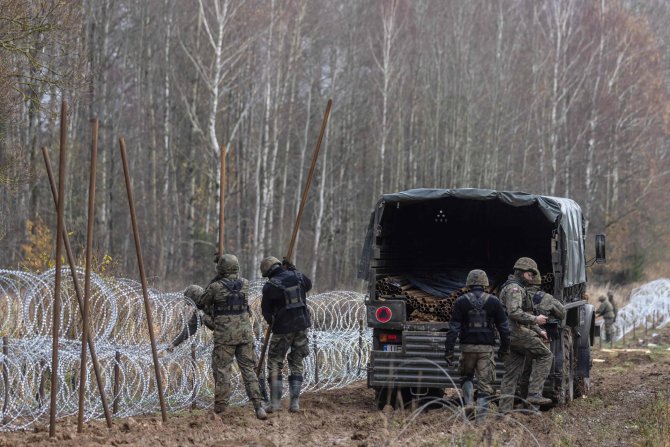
<box><xmin>358</xmin><ymin>188</ymin><xmax>586</xmax><ymax>289</ymax></box>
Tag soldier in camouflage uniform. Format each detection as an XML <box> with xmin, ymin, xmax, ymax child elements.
<box><xmin>499</xmin><ymin>257</ymin><xmax>553</xmax><ymax>413</ymax></box>
<box><xmin>445</xmin><ymin>269</ymin><xmax>510</xmax><ymax>420</ymax></box>
<box><xmin>200</xmin><ymin>254</ymin><xmax>267</xmax><ymax>420</ymax></box>
<box><xmin>168</xmin><ymin>285</ymin><xmax>215</xmax><ymax>351</ymax></box>
<box><xmin>517</xmin><ymin>272</ymin><xmax>565</xmax><ymax>403</ymax></box>
<box><xmin>596</xmin><ymin>295</ymin><xmax>615</xmax><ymax>343</ymax></box>
<box><xmin>260</xmin><ymin>256</ymin><xmax>312</xmax><ymax>413</ymax></box>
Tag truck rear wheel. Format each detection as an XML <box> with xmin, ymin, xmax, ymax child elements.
<box><xmin>558</xmin><ymin>330</ymin><xmax>574</xmax><ymax>405</ymax></box>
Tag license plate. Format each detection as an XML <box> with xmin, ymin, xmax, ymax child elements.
<box><xmin>383</xmin><ymin>344</ymin><xmax>402</xmax><ymax>352</ymax></box>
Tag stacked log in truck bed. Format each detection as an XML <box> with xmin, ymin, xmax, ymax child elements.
<box><xmin>375</xmin><ymin>276</ymin><xmax>463</xmax><ymax>322</ymax></box>
<box><xmin>375</xmin><ymin>274</ymin><xmax>555</xmax><ymax>322</ymax></box>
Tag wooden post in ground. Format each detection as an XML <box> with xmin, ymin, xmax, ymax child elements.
<box><xmin>77</xmin><ymin>118</ymin><xmax>100</xmax><ymax>433</ymax></box>
<box><xmin>49</xmin><ymin>100</ymin><xmax>68</xmax><ymax>438</ymax></box>
<box><xmin>118</xmin><ymin>137</ymin><xmax>168</xmax><ymax>423</ymax></box>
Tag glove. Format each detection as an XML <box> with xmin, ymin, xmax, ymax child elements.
<box><xmin>497</xmin><ymin>349</ymin><xmax>509</xmax><ymax>362</ymax></box>
<box><xmin>282</xmin><ymin>258</ymin><xmax>296</xmax><ymax>271</ymax></box>
<box><xmin>445</xmin><ymin>351</ymin><xmax>455</xmax><ymax>367</ymax></box>
<box><xmin>213</xmin><ymin>253</ymin><xmax>221</xmax><ymax>264</ymax></box>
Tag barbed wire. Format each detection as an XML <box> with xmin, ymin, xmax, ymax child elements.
<box><xmin>612</xmin><ymin>278</ymin><xmax>670</xmax><ymax>341</ymax></box>
<box><xmin>0</xmin><ymin>268</ymin><xmax>370</xmax><ymax>431</ymax></box>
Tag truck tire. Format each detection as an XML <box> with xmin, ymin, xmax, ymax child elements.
<box><xmin>558</xmin><ymin>330</ymin><xmax>574</xmax><ymax>405</ymax></box>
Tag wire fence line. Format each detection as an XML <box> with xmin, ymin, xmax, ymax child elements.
<box><xmin>610</xmin><ymin>279</ymin><xmax>670</xmax><ymax>341</ymax></box>
<box><xmin>0</xmin><ymin>268</ymin><xmax>370</xmax><ymax>431</ymax></box>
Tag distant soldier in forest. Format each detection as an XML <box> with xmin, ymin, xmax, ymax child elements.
<box><xmin>596</xmin><ymin>295</ymin><xmax>615</xmax><ymax>343</ymax></box>
<box><xmin>498</xmin><ymin>257</ymin><xmax>553</xmax><ymax>413</ymax></box>
<box><xmin>200</xmin><ymin>254</ymin><xmax>267</xmax><ymax>420</ymax></box>
<box><xmin>167</xmin><ymin>285</ymin><xmax>214</xmax><ymax>352</ymax></box>
<box><xmin>516</xmin><ymin>272</ymin><xmax>565</xmax><ymax>405</ymax></box>
<box><xmin>260</xmin><ymin>256</ymin><xmax>312</xmax><ymax>413</ymax></box>
<box><xmin>444</xmin><ymin>269</ymin><xmax>510</xmax><ymax>420</ymax></box>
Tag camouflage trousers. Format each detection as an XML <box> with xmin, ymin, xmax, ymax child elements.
<box><xmin>603</xmin><ymin>318</ymin><xmax>615</xmax><ymax>342</ymax></box>
<box><xmin>517</xmin><ymin>338</ymin><xmax>551</xmax><ymax>400</ymax></box>
<box><xmin>499</xmin><ymin>335</ymin><xmax>552</xmax><ymax>413</ymax></box>
<box><xmin>267</xmin><ymin>330</ymin><xmax>310</xmax><ymax>380</ymax></box>
<box><xmin>458</xmin><ymin>350</ymin><xmax>496</xmax><ymax>396</ymax></box>
<box><xmin>212</xmin><ymin>341</ymin><xmax>263</xmax><ymax>412</ymax></box>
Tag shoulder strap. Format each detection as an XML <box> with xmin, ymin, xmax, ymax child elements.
<box><xmin>466</xmin><ymin>291</ymin><xmax>490</xmax><ymax>311</ymax></box>
<box><xmin>532</xmin><ymin>291</ymin><xmax>545</xmax><ymax>305</ymax></box>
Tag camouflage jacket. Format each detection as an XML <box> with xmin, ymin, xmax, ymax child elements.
<box><xmin>529</xmin><ymin>287</ymin><xmax>565</xmax><ymax>321</ymax></box>
<box><xmin>201</xmin><ymin>273</ymin><xmax>255</xmax><ymax>345</ymax></box>
<box><xmin>500</xmin><ymin>275</ymin><xmax>542</xmax><ymax>338</ymax></box>
<box><xmin>171</xmin><ymin>309</ymin><xmax>214</xmax><ymax>348</ymax></box>
<box><xmin>596</xmin><ymin>300</ymin><xmax>615</xmax><ymax>320</ymax></box>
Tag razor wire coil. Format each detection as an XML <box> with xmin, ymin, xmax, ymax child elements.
<box><xmin>0</xmin><ymin>268</ymin><xmax>370</xmax><ymax>431</ymax></box>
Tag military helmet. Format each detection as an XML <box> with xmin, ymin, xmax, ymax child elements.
<box><xmin>598</xmin><ymin>295</ymin><xmax>606</xmax><ymax>302</ymax></box>
<box><xmin>216</xmin><ymin>254</ymin><xmax>240</xmax><ymax>274</ymax></box>
<box><xmin>465</xmin><ymin>269</ymin><xmax>489</xmax><ymax>287</ymax></box>
<box><xmin>184</xmin><ymin>285</ymin><xmax>204</xmax><ymax>306</ymax></box>
<box><xmin>513</xmin><ymin>257</ymin><xmax>540</xmax><ymax>277</ymax></box>
<box><xmin>260</xmin><ymin>256</ymin><xmax>281</xmax><ymax>277</ymax></box>
<box><xmin>530</xmin><ymin>273</ymin><xmax>542</xmax><ymax>286</ymax></box>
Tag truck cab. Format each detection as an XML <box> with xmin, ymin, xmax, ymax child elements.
<box><xmin>358</xmin><ymin>188</ymin><xmax>605</xmax><ymax>409</ymax></box>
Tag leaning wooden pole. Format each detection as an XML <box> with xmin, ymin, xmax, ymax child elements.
<box><xmin>49</xmin><ymin>100</ymin><xmax>68</xmax><ymax>438</ymax></box>
<box><xmin>256</xmin><ymin>99</ymin><xmax>332</xmax><ymax>377</ymax></box>
<box><xmin>77</xmin><ymin>119</ymin><xmax>99</xmax><ymax>432</ymax></box>
<box><xmin>42</xmin><ymin>147</ymin><xmax>113</xmax><ymax>428</ymax></box>
<box><xmin>118</xmin><ymin>137</ymin><xmax>168</xmax><ymax>422</ymax></box>
<box><xmin>285</xmin><ymin>99</ymin><xmax>332</xmax><ymax>263</ymax></box>
<box><xmin>218</xmin><ymin>145</ymin><xmax>226</xmax><ymax>255</ymax></box>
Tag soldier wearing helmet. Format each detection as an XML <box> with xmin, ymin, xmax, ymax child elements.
<box><xmin>200</xmin><ymin>254</ymin><xmax>267</xmax><ymax>420</ymax></box>
<box><xmin>596</xmin><ymin>295</ymin><xmax>615</xmax><ymax>343</ymax></box>
<box><xmin>499</xmin><ymin>257</ymin><xmax>553</xmax><ymax>412</ymax></box>
<box><xmin>445</xmin><ymin>269</ymin><xmax>510</xmax><ymax>420</ymax></box>
<box><xmin>168</xmin><ymin>285</ymin><xmax>215</xmax><ymax>351</ymax></box>
<box><xmin>260</xmin><ymin>256</ymin><xmax>312</xmax><ymax>413</ymax></box>
<box><xmin>517</xmin><ymin>272</ymin><xmax>565</xmax><ymax>404</ymax></box>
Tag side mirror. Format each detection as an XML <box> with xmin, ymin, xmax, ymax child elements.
<box><xmin>595</xmin><ymin>234</ymin><xmax>606</xmax><ymax>264</ymax></box>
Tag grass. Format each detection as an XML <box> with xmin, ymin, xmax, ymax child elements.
<box><xmin>635</xmin><ymin>393</ymin><xmax>670</xmax><ymax>447</ymax></box>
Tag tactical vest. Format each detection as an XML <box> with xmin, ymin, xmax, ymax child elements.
<box><xmin>212</xmin><ymin>278</ymin><xmax>248</xmax><ymax>316</ymax></box>
<box><xmin>465</xmin><ymin>291</ymin><xmax>492</xmax><ymax>334</ymax></box>
<box><xmin>269</xmin><ymin>271</ymin><xmax>307</xmax><ymax>310</ymax></box>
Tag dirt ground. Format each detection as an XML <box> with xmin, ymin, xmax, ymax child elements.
<box><xmin>2</xmin><ymin>327</ymin><xmax>669</xmax><ymax>447</ymax></box>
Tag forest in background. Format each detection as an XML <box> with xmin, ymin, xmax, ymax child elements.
<box><xmin>1</xmin><ymin>0</ymin><xmax>669</xmax><ymax>291</ymax></box>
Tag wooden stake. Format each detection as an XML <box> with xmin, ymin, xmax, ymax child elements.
<box><xmin>77</xmin><ymin>118</ymin><xmax>99</xmax><ymax>433</ymax></box>
<box><xmin>49</xmin><ymin>100</ymin><xmax>68</xmax><ymax>438</ymax></box>
<box><xmin>118</xmin><ymin>137</ymin><xmax>168</xmax><ymax>422</ymax></box>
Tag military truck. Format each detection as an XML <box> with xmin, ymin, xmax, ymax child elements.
<box><xmin>358</xmin><ymin>188</ymin><xmax>606</xmax><ymax>409</ymax></box>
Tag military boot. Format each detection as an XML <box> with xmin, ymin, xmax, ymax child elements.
<box><xmin>255</xmin><ymin>406</ymin><xmax>268</xmax><ymax>420</ymax></box>
<box><xmin>527</xmin><ymin>393</ymin><xmax>552</xmax><ymax>406</ymax></box>
<box><xmin>475</xmin><ymin>394</ymin><xmax>489</xmax><ymax>423</ymax></box>
<box><xmin>288</xmin><ymin>374</ymin><xmax>303</xmax><ymax>412</ymax></box>
<box><xmin>264</xmin><ymin>376</ymin><xmax>283</xmax><ymax>413</ymax></box>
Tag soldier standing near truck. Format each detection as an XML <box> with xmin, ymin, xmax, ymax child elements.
<box><xmin>444</xmin><ymin>269</ymin><xmax>510</xmax><ymax>419</ymax></box>
<box><xmin>596</xmin><ymin>295</ymin><xmax>615</xmax><ymax>343</ymax></box>
<box><xmin>260</xmin><ymin>256</ymin><xmax>313</xmax><ymax>413</ymax></box>
<box><xmin>517</xmin><ymin>273</ymin><xmax>565</xmax><ymax>405</ymax></box>
<box><xmin>499</xmin><ymin>257</ymin><xmax>553</xmax><ymax>413</ymax></box>
<box><xmin>200</xmin><ymin>254</ymin><xmax>268</xmax><ymax>420</ymax></box>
